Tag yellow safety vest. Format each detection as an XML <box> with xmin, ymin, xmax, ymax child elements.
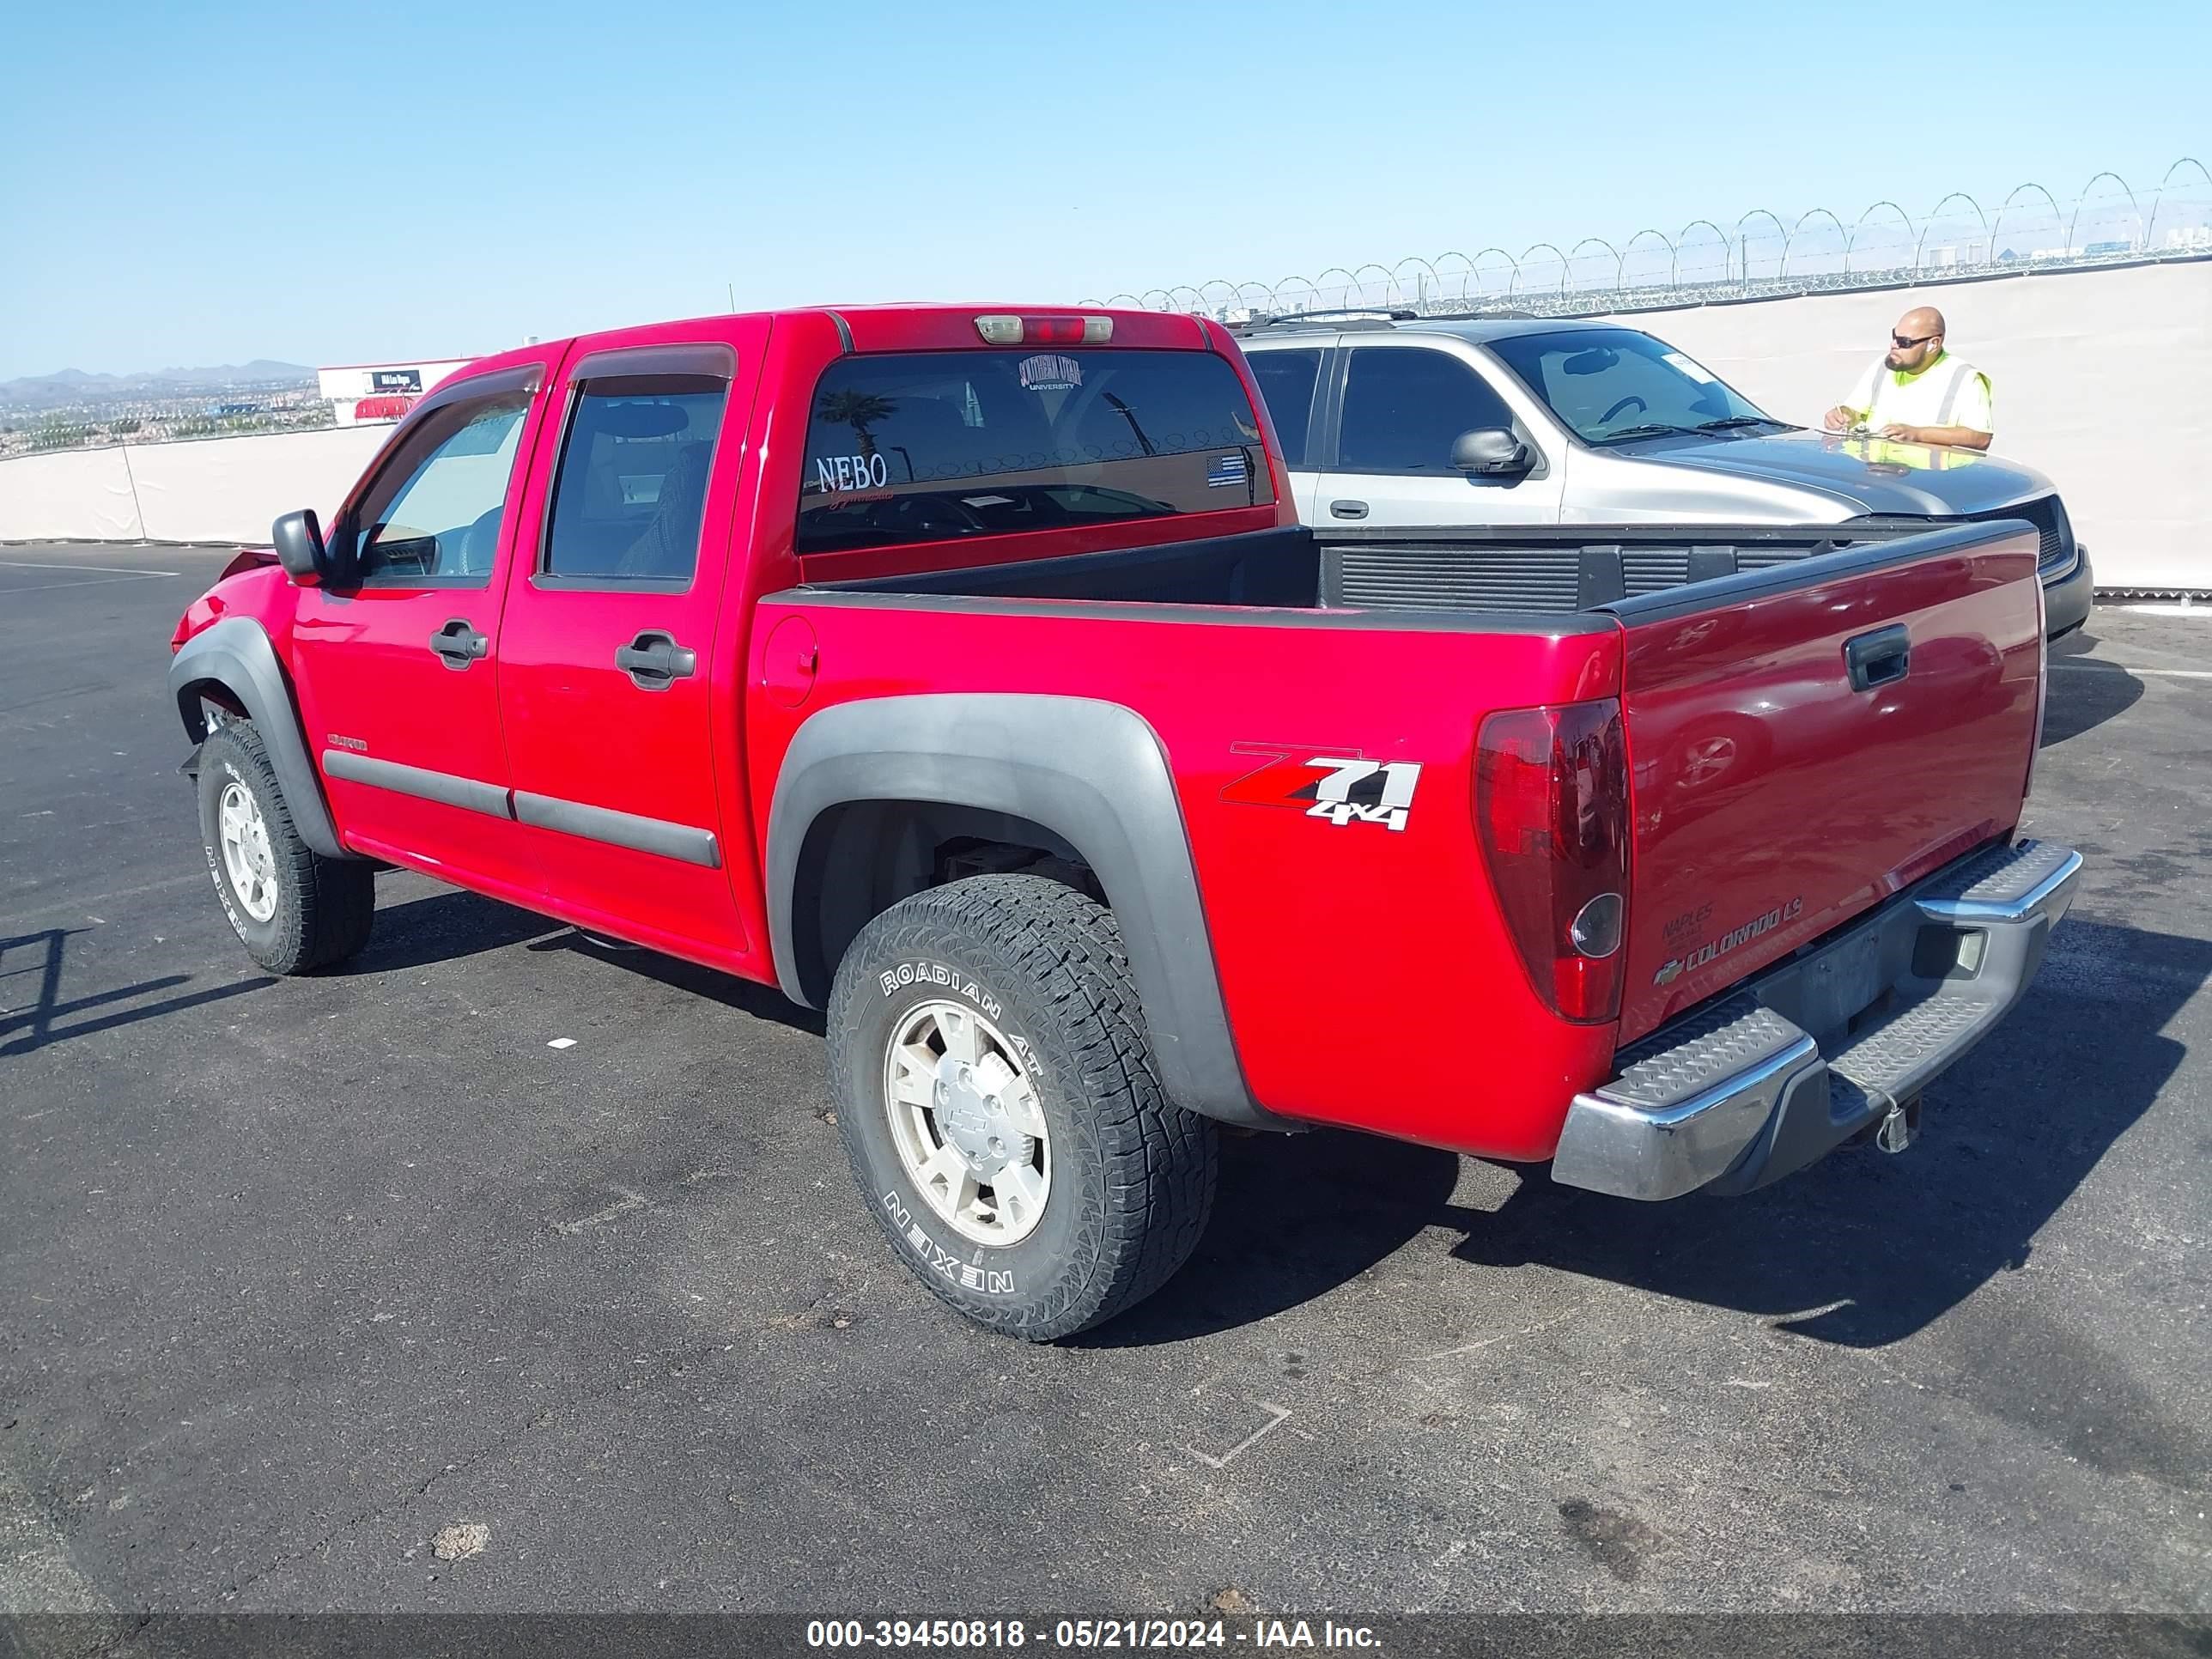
<box><xmin>1847</xmin><ymin>350</ymin><xmax>1993</xmax><ymax>433</ymax></box>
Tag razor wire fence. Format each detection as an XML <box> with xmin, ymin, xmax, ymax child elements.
<box><xmin>1082</xmin><ymin>158</ymin><xmax>2212</xmax><ymax>321</ymax></box>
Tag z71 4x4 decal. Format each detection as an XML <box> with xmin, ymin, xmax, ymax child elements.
<box><xmin>1221</xmin><ymin>746</ymin><xmax>1423</xmax><ymax>832</ymax></box>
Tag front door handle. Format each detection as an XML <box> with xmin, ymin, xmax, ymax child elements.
<box><xmin>615</xmin><ymin>629</ymin><xmax>697</xmax><ymax>692</ymax></box>
<box><xmin>1329</xmin><ymin>500</ymin><xmax>1370</xmax><ymax>520</ymax></box>
<box><xmin>428</xmin><ymin>617</ymin><xmax>489</xmax><ymax>670</ymax></box>
<box><xmin>1844</xmin><ymin>623</ymin><xmax>1911</xmax><ymax>692</ymax></box>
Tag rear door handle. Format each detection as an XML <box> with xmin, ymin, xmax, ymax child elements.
<box><xmin>428</xmin><ymin>617</ymin><xmax>489</xmax><ymax>670</ymax></box>
<box><xmin>615</xmin><ymin>629</ymin><xmax>697</xmax><ymax>691</ymax></box>
<box><xmin>1844</xmin><ymin>623</ymin><xmax>1911</xmax><ymax>692</ymax></box>
<box><xmin>1329</xmin><ymin>500</ymin><xmax>1370</xmax><ymax>520</ymax></box>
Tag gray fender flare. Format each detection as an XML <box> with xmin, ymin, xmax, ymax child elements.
<box><xmin>167</xmin><ymin>615</ymin><xmax>352</xmax><ymax>860</ymax></box>
<box><xmin>766</xmin><ymin>693</ymin><xmax>1280</xmax><ymax>1129</ymax></box>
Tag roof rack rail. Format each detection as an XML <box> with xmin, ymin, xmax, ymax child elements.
<box><xmin>1230</xmin><ymin>308</ymin><xmax>1418</xmax><ymax>335</ymax></box>
<box><xmin>1420</xmin><ymin>306</ymin><xmax>1540</xmax><ymax>321</ymax></box>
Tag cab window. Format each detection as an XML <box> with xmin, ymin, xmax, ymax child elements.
<box><xmin>349</xmin><ymin>393</ymin><xmax>531</xmax><ymax>587</ymax></box>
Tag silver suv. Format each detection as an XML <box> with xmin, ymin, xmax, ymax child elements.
<box><xmin>1237</xmin><ymin>313</ymin><xmax>2092</xmax><ymax>638</ymax></box>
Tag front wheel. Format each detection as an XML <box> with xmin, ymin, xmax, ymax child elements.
<box><xmin>195</xmin><ymin>719</ymin><xmax>375</xmax><ymax>975</ymax></box>
<box><xmin>827</xmin><ymin>875</ymin><xmax>1218</xmax><ymax>1340</ymax></box>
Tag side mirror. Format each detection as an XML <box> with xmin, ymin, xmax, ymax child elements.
<box><xmin>1451</xmin><ymin>428</ymin><xmax>1533</xmax><ymax>477</ymax></box>
<box><xmin>271</xmin><ymin>508</ymin><xmax>330</xmax><ymax>586</ymax></box>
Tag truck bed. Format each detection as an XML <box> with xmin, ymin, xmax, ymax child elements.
<box><xmin>820</xmin><ymin>518</ymin><xmax>2027</xmax><ymax>617</ymax></box>
<box><xmin>1313</xmin><ymin>521</ymin><xmax>1981</xmax><ymax>613</ymax></box>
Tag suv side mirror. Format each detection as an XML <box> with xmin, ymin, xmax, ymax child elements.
<box><xmin>1451</xmin><ymin>428</ymin><xmax>1533</xmax><ymax>477</ymax></box>
<box><xmin>271</xmin><ymin>508</ymin><xmax>331</xmax><ymax>586</ymax></box>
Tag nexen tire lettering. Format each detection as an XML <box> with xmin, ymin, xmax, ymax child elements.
<box><xmin>880</xmin><ymin>1188</ymin><xmax>1017</xmax><ymax>1296</ymax></box>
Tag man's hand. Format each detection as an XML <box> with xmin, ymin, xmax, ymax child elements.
<box><xmin>1881</xmin><ymin>422</ymin><xmax>1993</xmax><ymax>452</ymax></box>
<box><xmin>1823</xmin><ymin>405</ymin><xmax>1858</xmax><ymax>431</ymax></box>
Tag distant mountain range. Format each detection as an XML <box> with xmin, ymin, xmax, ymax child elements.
<box><xmin>1</xmin><ymin>362</ymin><xmax>317</xmax><ymax>408</ymax></box>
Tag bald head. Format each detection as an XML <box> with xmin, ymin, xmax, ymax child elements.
<box><xmin>1887</xmin><ymin>307</ymin><xmax>1948</xmax><ymax>372</ymax></box>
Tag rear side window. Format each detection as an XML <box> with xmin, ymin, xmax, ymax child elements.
<box><xmin>1248</xmin><ymin>349</ymin><xmax>1322</xmax><ymax>469</ymax></box>
<box><xmin>1336</xmin><ymin>348</ymin><xmax>1518</xmax><ymax>473</ymax></box>
<box><xmin>542</xmin><ymin>375</ymin><xmax>730</xmax><ymax>583</ymax></box>
<box><xmin>797</xmin><ymin>349</ymin><xmax>1273</xmax><ymax>554</ymax></box>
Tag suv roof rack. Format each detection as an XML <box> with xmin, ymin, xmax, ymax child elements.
<box><xmin>1421</xmin><ymin>307</ymin><xmax>1540</xmax><ymax>321</ymax></box>
<box><xmin>1231</xmin><ymin>307</ymin><xmax>1418</xmax><ymax>334</ymax></box>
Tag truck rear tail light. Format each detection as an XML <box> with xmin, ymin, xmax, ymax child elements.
<box><xmin>973</xmin><ymin>314</ymin><xmax>1112</xmax><ymax>346</ymax></box>
<box><xmin>1475</xmin><ymin>700</ymin><xmax>1630</xmax><ymax>1024</ymax></box>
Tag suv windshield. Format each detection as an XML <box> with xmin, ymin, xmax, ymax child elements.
<box><xmin>1484</xmin><ymin>328</ymin><xmax>1786</xmax><ymax>446</ymax></box>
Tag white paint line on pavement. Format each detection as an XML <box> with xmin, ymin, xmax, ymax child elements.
<box><xmin>0</xmin><ymin>874</ymin><xmax>202</xmax><ymax>929</ymax></box>
<box><xmin>2049</xmin><ymin>663</ymin><xmax>2212</xmax><ymax>680</ymax></box>
<box><xmin>1409</xmin><ymin>1297</ymin><xmax>1596</xmax><ymax>1364</ymax></box>
<box><xmin>0</xmin><ymin>560</ymin><xmax>181</xmax><ymax>577</ymax></box>
<box><xmin>0</xmin><ymin>574</ymin><xmax>184</xmax><ymax>596</ymax></box>
<box><xmin>1182</xmin><ymin>1402</ymin><xmax>1291</xmax><ymax>1470</ymax></box>
<box><xmin>552</xmin><ymin>1188</ymin><xmax>649</xmax><ymax>1236</ymax></box>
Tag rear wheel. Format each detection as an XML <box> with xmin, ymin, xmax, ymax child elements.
<box><xmin>195</xmin><ymin>720</ymin><xmax>374</xmax><ymax>975</ymax></box>
<box><xmin>827</xmin><ymin>875</ymin><xmax>1218</xmax><ymax>1340</ymax></box>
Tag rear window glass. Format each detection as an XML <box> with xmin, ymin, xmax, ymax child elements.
<box><xmin>797</xmin><ymin>349</ymin><xmax>1272</xmax><ymax>554</ymax></box>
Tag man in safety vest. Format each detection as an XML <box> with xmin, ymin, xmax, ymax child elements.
<box><xmin>1823</xmin><ymin>306</ymin><xmax>1994</xmax><ymax>451</ymax></box>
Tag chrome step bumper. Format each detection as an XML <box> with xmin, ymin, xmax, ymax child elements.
<box><xmin>1552</xmin><ymin>840</ymin><xmax>2083</xmax><ymax>1200</ymax></box>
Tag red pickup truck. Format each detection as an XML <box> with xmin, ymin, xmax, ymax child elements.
<box><xmin>167</xmin><ymin>304</ymin><xmax>2082</xmax><ymax>1340</ymax></box>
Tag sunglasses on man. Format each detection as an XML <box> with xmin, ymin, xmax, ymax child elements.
<box><xmin>1891</xmin><ymin>331</ymin><xmax>1938</xmax><ymax>348</ymax></box>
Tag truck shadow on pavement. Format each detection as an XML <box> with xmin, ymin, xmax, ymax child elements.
<box><xmin>0</xmin><ymin>927</ymin><xmax>273</xmax><ymax>1058</ymax></box>
<box><xmin>2041</xmin><ymin>630</ymin><xmax>2143</xmax><ymax>746</ymax></box>
<box><xmin>533</xmin><ymin>924</ymin><xmax>829</xmax><ymax>1036</ymax></box>
<box><xmin>337</xmin><ymin>884</ymin><xmax>568</xmax><ymax>973</ymax></box>
<box><xmin>336</xmin><ymin>885</ymin><xmax>828</xmax><ymax>1035</ymax></box>
<box><xmin>1091</xmin><ymin>915</ymin><xmax>2203</xmax><ymax>1356</ymax></box>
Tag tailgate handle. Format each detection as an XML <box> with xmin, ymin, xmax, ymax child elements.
<box><xmin>1845</xmin><ymin>624</ymin><xmax>1911</xmax><ymax>692</ymax></box>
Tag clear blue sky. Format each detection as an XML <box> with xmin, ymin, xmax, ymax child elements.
<box><xmin>3</xmin><ymin>0</ymin><xmax>2204</xmax><ymax>380</ymax></box>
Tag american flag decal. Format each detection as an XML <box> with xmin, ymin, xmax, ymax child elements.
<box><xmin>1206</xmin><ymin>452</ymin><xmax>1249</xmax><ymax>488</ymax></box>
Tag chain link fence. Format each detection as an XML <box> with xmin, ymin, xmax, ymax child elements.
<box><xmin>1084</xmin><ymin>159</ymin><xmax>2212</xmax><ymax>320</ymax></box>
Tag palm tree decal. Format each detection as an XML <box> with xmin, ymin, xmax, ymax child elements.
<box><xmin>817</xmin><ymin>390</ymin><xmax>897</xmax><ymax>459</ymax></box>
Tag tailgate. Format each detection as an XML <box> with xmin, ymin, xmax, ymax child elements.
<box><xmin>1613</xmin><ymin>521</ymin><xmax>2044</xmax><ymax>1045</ymax></box>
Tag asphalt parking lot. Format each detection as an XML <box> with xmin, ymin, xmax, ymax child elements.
<box><xmin>2</xmin><ymin>542</ymin><xmax>2208</xmax><ymax>1619</ymax></box>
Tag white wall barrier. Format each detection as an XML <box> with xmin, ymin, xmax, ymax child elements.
<box><xmin>0</xmin><ymin>446</ymin><xmax>145</xmax><ymax>541</ymax></box>
<box><xmin>0</xmin><ymin>424</ymin><xmax>388</xmax><ymax>545</ymax></box>
<box><xmin>2</xmin><ymin>260</ymin><xmax>2204</xmax><ymax>587</ymax></box>
<box><xmin>125</xmin><ymin>426</ymin><xmax>392</xmax><ymax>544</ymax></box>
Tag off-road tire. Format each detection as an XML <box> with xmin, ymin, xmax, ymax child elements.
<box><xmin>196</xmin><ymin>720</ymin><xmax>374</xmax><ymax>975</ymax></box>
<box><xmin>828</xmin><ymin>875</ymin><xmax>1218</xmax><ymax>1340</ymax></box>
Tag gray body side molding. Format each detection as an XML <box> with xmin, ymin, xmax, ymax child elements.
<box><xmin>515</xmin><ymin>791</ymin><xmax>721</xmax><ymax>867</ymax></box>
<box><xmin>766</xmin><ymin>694</ymin><xmax>1278</xmax><ymax>1129</ymax></box>
<box><xmin>168</xmin><ymin>615</ymin><xmax>354</xmax><ymax>860</ymax></box>
<box><xmin>324</xmin><ymin>750</ymin><xmax>510</xmax><ymax>820</ymax></box>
